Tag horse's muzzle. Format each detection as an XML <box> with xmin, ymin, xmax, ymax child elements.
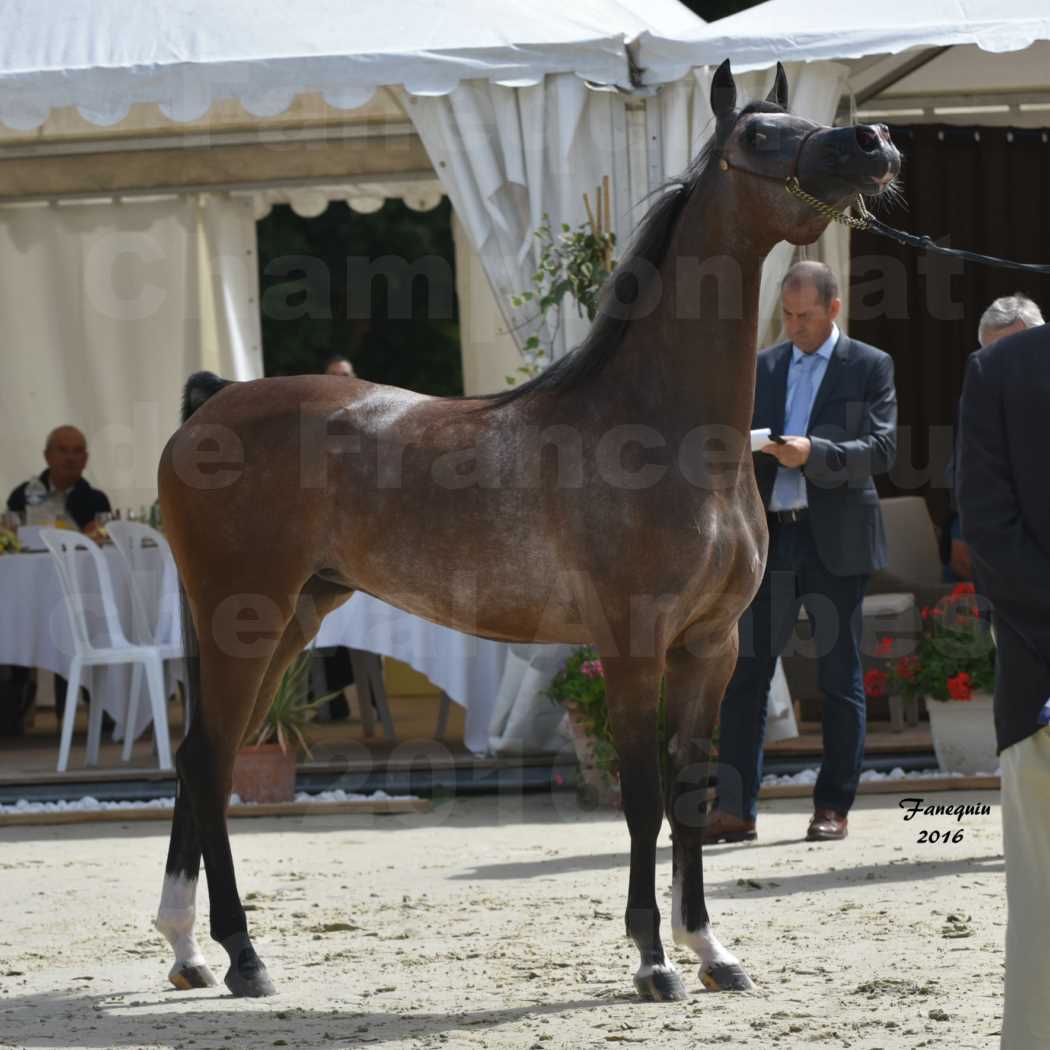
<box><xmin>805</xmin><ymin>124</ymin><xmax>901</xmax><ymax>192</ymax></box>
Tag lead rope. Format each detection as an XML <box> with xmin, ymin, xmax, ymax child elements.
<box><xmin>784</xmin><ymin>174</ymin><xmax>1050</xmax><ymax>274</ymax></box>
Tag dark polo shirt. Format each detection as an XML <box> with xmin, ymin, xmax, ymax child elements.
<box><xmin>7</xmin><ymin>469</ymin><xmax>111</xmax><ymax>530</ymax></box>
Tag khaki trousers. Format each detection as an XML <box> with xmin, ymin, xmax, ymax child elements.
<box><xmin>1001</xmin><ymin>728</ymin><xmax>1050</xmax><ymax>1050</ymax></box>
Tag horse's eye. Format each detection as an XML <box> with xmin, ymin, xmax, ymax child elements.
<box><xmin>746</xmin><ymin>124</ymin><xmax>768</xmax><ymax>148</ymax></box>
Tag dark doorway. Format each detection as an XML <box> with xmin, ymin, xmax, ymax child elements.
<box><xmin>256</xmin><ymin>197</ymin><xmax>462</xmax><ymax>395</ymax></box>
<box><xmin>848</xmin><ymin>124</ymin><xmax>1050</xmax><ymax>533</ymax></box>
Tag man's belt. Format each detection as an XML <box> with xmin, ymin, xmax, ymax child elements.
<box><xmin>767</xmin><ymin>507</ymin><xmax>808</xmax><ymax>524</ymax></box>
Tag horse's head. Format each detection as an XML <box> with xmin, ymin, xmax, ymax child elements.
<box><xmin>710</xmin><ymin>59</ymin><xmax>901</xmax><ymax>246</ymax></box>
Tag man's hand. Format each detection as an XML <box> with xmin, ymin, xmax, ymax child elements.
<box><xmin>761</xmin><ymin>436</ymin><xmax>812</xmax><ymax>468</ymax></box>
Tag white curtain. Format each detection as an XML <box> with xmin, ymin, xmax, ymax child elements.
<box><xmin>0</xmin><ymin>193</ymin><xmax>262</xmax><ymax>512</ymax></box>
<box><xmin>659</xmin><ymin>61</ymin><xmax>851</xmax><ymax>350</ymax></box>
<box><xmin>407</xmin><ymin>74</ymin><xmax>625</xmax><ymax>361</ymax></box>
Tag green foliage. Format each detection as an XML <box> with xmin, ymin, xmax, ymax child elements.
<box><xmin>507</xmin><ymin>216</ymin><xmax>616</xmax><ymax>384</ymax></box>
<box><xmin>253</xmin><ymin>653</ymin><xmax>338</xmax><ymax>758</ymax></box>
<box><xmin>546</xmin><ymin>647</ymin><xmax>678</xmax><ymax>783</ymax></box>
<box><xmin>546</xmin><ymin>646</ymin><xmax>618</xmax><ymax>778</ymax></box>
<box><xmin>257</xmin><ymin>198</ymin><xmax>463</xmax><ymax>395</ymax></box>
<box><xmin>885</xmin><ymin>585</ymin><xmax>996</xmax><ymax>703</ymax></box>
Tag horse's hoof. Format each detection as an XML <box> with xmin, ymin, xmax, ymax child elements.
<box><xmin>699</xmin><ymin>962</ymin><xmax>753</xmax><ymax>992</ymax></box>
<box><xmin>634</xmin><ymin>965</ymin><xmax>688</xmax><ymax>1002</ymax></box>
<box><xmin>224</xmin><ymin>961</ymin><xmax>276</xmax><ymax>998</ymax></box>
<box><xmin>168</xmin><ymin>962</ymin><xmax>218</xmax><ymax>990</ymax></box>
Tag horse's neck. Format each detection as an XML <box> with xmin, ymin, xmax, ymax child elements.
<box><xmin>620</xmin><ymin>198</ymin><xmax>770</xmax><ymax>431</ymax></box>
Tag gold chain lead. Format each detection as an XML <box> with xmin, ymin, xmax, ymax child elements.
<box><xmin>785</xmin><ymin>177</ymin><xmax>871</xmax><ymax>231</ymax></box>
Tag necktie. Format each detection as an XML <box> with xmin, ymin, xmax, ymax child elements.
<box><xmin>771</xmin><ymin>352</ymin><xmax>820</xmax><ymax>510</ymax></box>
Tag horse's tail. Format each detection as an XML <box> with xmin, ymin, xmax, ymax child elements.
<box><xmin>178</xmin><ymin>579</ymin><xmax>202</xmax><ymax>740</ymax></box>
<box><xmin>176</xmin><ymin>370</ymin><xmax>235</xmax><ymax>735</ymax></box>
<box><xmin>182</xmin><ymin>371</ymin><xmax>235</xmax><ymax>423</ymax></box>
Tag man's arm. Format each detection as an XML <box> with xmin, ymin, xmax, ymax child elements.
<box><xmin>803</xmin><ymin>353</ymin><xmax>897</xmax><ymax>484</ymax></box>
<box><xmin>958</xmin><ymin>351</ymin><xmax>1050</xmax><ymax>621</ymax></box>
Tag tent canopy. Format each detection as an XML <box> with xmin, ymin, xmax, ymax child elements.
<box><xmin>637</xmin><ymin>0</ymin><xmax>1050</xmax><ymax>81</ymax></box>
<box><xmin>0</xmin><ymin>0</ymin><xmax>702</xmax><ymax>130</ymax></box>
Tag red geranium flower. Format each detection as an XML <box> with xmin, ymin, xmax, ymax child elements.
<box><xmin>864</xmin><ymin>668</ymin><xmax>888</xmax><ymax>699</ymax></box>
<box><xmin>876</xmin><ymin>636</ymin><xmax>894</xmax><ymax>657</ymax></box>
<box><xmin>947</xmin><ymin>672</ymin><xmax>973</xmax><ymax>700</ymax></box>
<box><xmin>896</xmin><ymin>655</ymin><xmax>920</xmax><ymax>682</ymax></box>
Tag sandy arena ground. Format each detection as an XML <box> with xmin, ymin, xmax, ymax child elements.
<box><xmin>0</xmin><ymin>789</ymin><xmax>1005</xmax><ymax>1050</ymax></box>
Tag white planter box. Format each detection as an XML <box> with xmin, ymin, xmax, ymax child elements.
<box><xmin>925</xmin><ymin>693</ymin><xmax>999</xmax><ymax>775</ymax></box>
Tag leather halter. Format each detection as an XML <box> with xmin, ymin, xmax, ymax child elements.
<box><xmin>714</xmin><ymin>124</ymin><xmax>823</xmax><ymax>188</ymax></box>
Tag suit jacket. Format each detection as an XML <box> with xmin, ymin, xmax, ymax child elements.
<box><xmin>752</xmin><ymin>332</ymin><xmax>897</xmax><ymax>577</ymax></box>
<box><xmin>958</xmin><ymin>323</ymin><xmax>1050</xmax><ymax>753</ymax></box>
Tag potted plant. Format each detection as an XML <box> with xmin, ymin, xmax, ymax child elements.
<box><xmin>875</xmin><ymin>582</ymin><xmax>998</xmax><ymax>775</ymax></box>
<box><xmin>546</xmin><ymin>647</ymin><xmax>621</xmax><ymax>808</ymax></box>
<box><xmin>508</xmin><ymin>179</ymin><xmax>617</xmax><ymax>385</ymax></box>
<box><xmin>232</xmin><ymin>653</ymin><xmax>332</xmax><ymax>804</ymax></box>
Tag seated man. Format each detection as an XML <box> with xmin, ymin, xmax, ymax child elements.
<box><xmin>7</xmin><ymin>425</ymin><xmax>110</xmax><ymax>534</ymax></box>
<box><xmin>4</xmin><ymin>426</ymin><xmax>111</xmax><ymax>731</ymax></box>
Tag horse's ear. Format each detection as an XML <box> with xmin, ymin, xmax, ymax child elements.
<box><xmin>766</xmin><ymin>62</ymin><xmax>789</xmax><ymax>109</ymax></box>
<box><xmin>710</xmin><ymin>59</ymin><xmax>737</xmax><ymax>119</ymax></box>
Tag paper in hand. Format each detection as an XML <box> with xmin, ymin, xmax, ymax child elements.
<box><xmin>750</xmin><ymin>428</ymin><xmax>772</xmax><ymax>452</ymax></box>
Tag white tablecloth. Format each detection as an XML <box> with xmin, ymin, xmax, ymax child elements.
<box><xmin>315</xmin><ymin>593</ymin><xmax>508</xmax><ymax>754</ymax></box>
<box><xmin>0</xmin><ymin>549</ymin><xmax>512</xmax><ymax>755</ymax></box>
<box><xmin>0</xmin><ymin>547</ymin><xmax>152</xmax><ymax>737</ymax></box>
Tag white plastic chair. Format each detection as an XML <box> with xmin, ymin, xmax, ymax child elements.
<box><xmin>39</xmin><ymin>527</ymin><xmax>174</xmax><ymax>773</ymax></box>
<box><xmin>105</xmin><ymin>521</ymin><xmax>186</xmax><ymax>757</ymax></box>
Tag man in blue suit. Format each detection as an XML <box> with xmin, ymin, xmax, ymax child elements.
<box><xmin>705</xmin><ymin>261</ymin><xmax>898</xmax><ymax>844</ymax></box>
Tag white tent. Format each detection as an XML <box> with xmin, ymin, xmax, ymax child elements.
<box><xmin>637</xmin><ymin>0</ymin><xmax>1050</xmax><ymax>123</ymax></box>
<box><xmin>0</xmin><ymin>0</ymin><xmax>705</xmax><ymax>128</ymax></box>
<box><xmin>0</xmin><ymin>0</ymin><xmax>702</xmax><ymax>509</ymax></box>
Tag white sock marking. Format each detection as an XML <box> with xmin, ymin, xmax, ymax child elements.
<box><xmin>671</xmin><ymin>875</ymin><xmax>739</xmax><ymax>968</ymax></box>
<box><xmin>155</xmin><ymin>873</ymin><xmax>208</xmax><ymax>973</ymax></box>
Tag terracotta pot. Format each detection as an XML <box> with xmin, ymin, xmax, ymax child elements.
<box><xmin>232</xmin><ymin>743</ymin><xmax>297</xmax><ymax>804</ymax></box>
<box><xmin>925</xmin><ymin>693</ymin><xmax>998</xmax><ymax>775</ymax></box>
<box><xmin>563</xmin><ymin>703</ymin><xmax>621</xmax><ymax>809</ymax></box>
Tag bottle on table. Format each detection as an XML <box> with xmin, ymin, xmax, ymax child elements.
<box><xmin>24</xmin><ymin>475</ymin><xmax>48</xmax><ymax>526</ymax></box>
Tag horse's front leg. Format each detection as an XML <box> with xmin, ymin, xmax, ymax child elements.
<box><xmin>604</xmin><ymin>655</ymin><xmax>687</xmax><ymax>1002</ymax></box>
<box><xmin>664</xmin><ymin>641</ymin><xmax>754</xmax><ymax>992</ymax></box>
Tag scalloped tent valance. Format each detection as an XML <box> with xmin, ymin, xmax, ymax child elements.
<box><xmin>0</xmin><ymin>0</ymin><xmax>703</xmax><ymax>131</ymax></box>
<box><xmin>635</xmin><ymin>0</ymin><xmax>1050</xmax><ymax>82</ymax></box>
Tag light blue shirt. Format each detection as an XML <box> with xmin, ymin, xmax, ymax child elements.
<box><xmin>768</xmin><ymin>323</ymin><xmax>839</xmax><ymax>511</ymax></box>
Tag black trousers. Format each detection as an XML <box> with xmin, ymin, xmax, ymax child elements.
<box><xmin>716</xmin><ymin>517</ymin><xmax>869</xmax><ymax>821</ymax></box>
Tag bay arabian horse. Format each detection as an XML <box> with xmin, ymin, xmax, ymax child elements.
<box><xmin>155</xmin><ymin>60</ymin><xmax>900</xmax><ymax>1001</ymax></box>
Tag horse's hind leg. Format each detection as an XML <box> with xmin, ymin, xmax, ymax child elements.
<box><xmin>604</xmin><ymin>656</ymin><xmax>687</xmax><ymax>1003</ymax></box>
<box><xmin>163</xmin><ymin>577</ymin><xmax>351</xmax><ymax>997</ymax></box>
<box><xmin>155</xmin><ymin>774</ymin><xmax>215</xmax><ymax>990</ymax></box>
<box><xmin>664</xmin><ymin>641</ymin><xmax>753</xmax><ymax>992</ymax></box>
<box><xmin>168</xmin><ymin>582</ymin><xmax>306</xmax><ymax>998</ymax></box>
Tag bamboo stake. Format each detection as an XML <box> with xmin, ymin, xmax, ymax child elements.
<box><xmin>583</xmin><ymin>190</ymin><xmax>597</xmax><ymax>235</ymax></box>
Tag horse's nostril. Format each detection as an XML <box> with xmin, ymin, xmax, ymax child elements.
<box><xmin>855</xmin><ymin>126</ymin><xmax>880</xmax><ymax>154</ymax></box>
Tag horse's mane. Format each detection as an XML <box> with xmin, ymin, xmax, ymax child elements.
<box><xmin>477</xmin><ymin>101</ymin><xmax>783</xmax><ymax>408</ymax></box>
